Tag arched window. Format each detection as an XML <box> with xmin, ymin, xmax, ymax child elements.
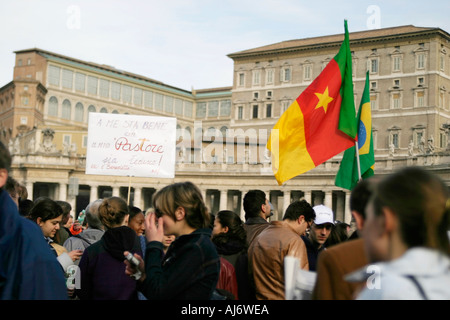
<box><xmin>100</xmin><ymin>107</ymin><xmax>108</xmax><ymax>113</ymax></box>
<box><xmin>62</xmin><ymin>99</ymin><xmax>71</xmax><ymax>120</ymax></box>
<box><xmin>48</xmin><ymin>96</ymin><xmax>58</xmax><ymax>116</ymax></box>
<box><xmin>220</xmin><ymin>126</ymin><xmax>228</xmax><ymax>138</ymax></box>
<box><xmin>87</xmin><ymin>105</ymin><xmax>96</xmax><ymax>122</ymax></box>
<box><xmin>183</xmin><ymin>126</ymin><xmax>192</xmax><ymax>139</ymax></box>
<box><xmin>75</xmin><ymin>102</ymin><xmax>84</xmax><ymax>122</ymax></box>
<box><xmin>112</xmin><ymin>110</ymin><xmax>119</xmax><ymax>114</ymax></box>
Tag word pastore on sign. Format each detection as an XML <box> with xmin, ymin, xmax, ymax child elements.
<box><xmin>85</xmin><ymin>113</ymin><xmax>176</xmax><ymax>178</ymax></box>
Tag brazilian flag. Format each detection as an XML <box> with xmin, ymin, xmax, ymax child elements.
<box><xmin>335</xmin><ymin>71</ymin><xmax>375</xmax><ymax>190</ymax></box>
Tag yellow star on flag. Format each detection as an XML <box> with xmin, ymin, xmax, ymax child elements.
<box><xmin>315</xmin><ymin>87</ymin><xmax>334</xmax><ymax>113</ymax></box>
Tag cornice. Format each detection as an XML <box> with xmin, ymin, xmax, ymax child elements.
<box><xmin>228</xmin><ymin>26</ymin><xmax>450</xmax><ymax>60</ymax></box>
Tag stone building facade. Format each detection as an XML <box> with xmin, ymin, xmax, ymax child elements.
<box><xmin>1</xmin><ymin>25</ymin><xmax>450</xmax><ymax>223</ymax></box>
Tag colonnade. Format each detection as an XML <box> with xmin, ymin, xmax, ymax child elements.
<box><xmin>25</xmin><ymin>181</ymin><xmax>352</xmax><ymax>225</ymax></box>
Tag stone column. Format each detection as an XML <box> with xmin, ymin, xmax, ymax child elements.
<box><xmin>220</xmin><ymin>189</ymin><xmax>227</xmax><ymax>211</ymax></box>
<box><xmin>134</xmin><ymin>186</ymin><xmax>142</xmax><ymax>209</ymax></box>
<box><xmin>201</xmin><ymin>188</ymin><xmax>207</xmax><ymax>203</ymax></box>
<box><xmin>59</xmin><ymin>182</ymin><xmax>67</xmax><ymax>201</ymax></box>
<box><xmin>304</xmin><ymin>190</ymin><xmax>312</xmax><ymax>205</ymax></box>
<box><xmin>26</xmin><ymin>181</ymin><xmax>34</xmax><ymax>200</ymax></box>
<box><xmin>336</xmin><ymin>192</ymin><xmax>345</xmax><ymax>222</ymax></box>
<box><xmin>112</xmin><ymin>186</ymin><xmax>120</xmax><ymax>197</ymax></box>
<box><xmin>344</xmin><ymin>192</ymin><xmax>352</xmax><ymax>224</ymax></box>
<box><xmin>324</xmin><ymin>190</ymin><xmax>332</xmax><ymax>208</ymax></box>
<box><xmin>90</xmin><ymin>185</ymin><xmax>98</xmax><ymax>202</ymax></box>
<box><xmin>283</xmin><ymin>190</ymin><xmax>291</xmax><ymax>216</ymax></box>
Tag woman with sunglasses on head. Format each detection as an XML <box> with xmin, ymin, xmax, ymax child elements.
<box><xmin>125</xmin><ymin>181</ymin><xmax>220</xmax><ymax>300</ymax></box>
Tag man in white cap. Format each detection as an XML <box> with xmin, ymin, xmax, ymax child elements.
<box><xmin>301</xmin><ymin>204</ymin><xmax>335</xmax><ymax>271</ymax></box>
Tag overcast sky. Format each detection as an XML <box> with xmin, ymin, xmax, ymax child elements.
<box><xmin>1</xmin><ymin>0</ymin><xmax>449</xmax><ymax>91</ymax></box>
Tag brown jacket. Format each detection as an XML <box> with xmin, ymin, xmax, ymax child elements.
<box><xmin>312</xmin><ymin>238</ymin><xmax>367</xmax><ymax>300</ymax></box>
<box><xmin>248</xmin><ymin>221</ymin><xmax>309</xmax><ymax>300</ymax></box>
<box><xmin>243</xmin><ymin>217</ymin><xmax>270</xmax><ymax>248</ymax></box>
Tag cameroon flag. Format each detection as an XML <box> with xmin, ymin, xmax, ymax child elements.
<box><xmin>335</xmin><ymin>71</ymin><xmax>375</xmax><ymax>190</ymax></box>
<box><xmin>267</xmin><ymin>21</ymin><xmax>357</xmax><ymax>185</ymax></box>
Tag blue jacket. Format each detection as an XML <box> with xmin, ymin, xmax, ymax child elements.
<box><xmin>0</xmin><ymin>190</ymin><xmax>67</xmax><ymax>299</ymax></box>
<box><xmin>301</xmin><ymin>235</ymin><xmax>326</xmax><ymax>272</ymax></box>
<box><xmin>141</xmin><ymin>228</ymin><xmax>220</xmax><ymax>300</ymax></box>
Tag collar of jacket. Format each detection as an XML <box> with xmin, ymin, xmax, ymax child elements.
<box><xmin>345</xmin><ymin>247</ymin><xmax>450</xmax><ymax>282</ymax></box>
<box><xmin>245</xmin><ymin>217</ymin><xmax>269</xmax><ymax>225</ymax></box>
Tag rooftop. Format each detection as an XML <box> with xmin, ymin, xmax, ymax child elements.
<box><xmin>228</xmin><ymin>25</ymin><xmax>449</xmax><ymax>58</ymax></box>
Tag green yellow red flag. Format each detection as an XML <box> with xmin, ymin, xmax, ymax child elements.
<box><xmin>267</xmin><ymin>21</ymin><xmax>357</xmax><ymax>185</ymax></box>
<box><xmin>335</xmin><ymin>71</ymin><xmax>375</xmax><ymax>190</ymax></box>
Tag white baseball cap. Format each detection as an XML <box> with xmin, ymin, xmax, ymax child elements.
<box><xmin>313</xmin><ymin>205</ymin><xmax>335</xmax><ymax>225</ymax></box>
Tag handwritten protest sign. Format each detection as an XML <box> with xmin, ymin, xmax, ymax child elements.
<box><xmin>85</xmin><ymin>113</ymin><xmax>176</xmax><ymax>178</ymax></box>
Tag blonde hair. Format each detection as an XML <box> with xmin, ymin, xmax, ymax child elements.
<box><xmin>152</xmin><ymin>181</ymin><xmax>210</xmax><ymax>229</ymax></box>
<box><xmin>98</xmin><ymin>196</ymin><xmax>129</xmax><ymax>229</ymax></box>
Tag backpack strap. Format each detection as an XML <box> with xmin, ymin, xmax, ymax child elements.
<box><xmin>405</xmin><ymin>275</ymin><xmax>428</xmax><ymax>300</ymax></box>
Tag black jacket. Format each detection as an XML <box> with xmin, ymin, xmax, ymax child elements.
<box><xmin>140</xmin><ymin>228</ymin><xmax>220</xmax><ymax>300</ymax></box>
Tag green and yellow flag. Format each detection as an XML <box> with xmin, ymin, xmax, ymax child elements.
<box><xmin>267</xmin><ymin>20</ymin><xmax>357</xmax><ymax>185</ymax></box>
<box><xmin>335</xmin><ymin>71</ymin><xmax>375</xmax><ymax>190</ymax></box>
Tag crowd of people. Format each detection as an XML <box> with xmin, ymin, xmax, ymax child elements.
<box><xmin>1</xmin><ymin>139</ymin><xmax>449</xmax><ymax>300</ymax></box>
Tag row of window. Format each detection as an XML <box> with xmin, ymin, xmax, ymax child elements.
<box><xmin>238</xmin><ymin>47</ymin><xmax>447</xmax><ymax>87</ymax></box>
<box><xmin>63</xmin><ymin>125</ymin><xmax>445</xmax><ymax>155</ymax></box>
<box><xmin>234</xmin><ymin>89</ymin><xmax>445</xmax><ymax>121</ymax></box>
<box><xmin>48</xmin><ymin>97</ymin><xmax>112</xmax><ymax>122</ymax></box>
<box><xmin>47</xmin><ymin>65</ymin><xmax>194</xmax><ymax>117</ymax></box>
<box><xmin>47</xmin><ymin>96</ymin><xmax>234</xmax><ymax>124</ymax></box>
<box><xmin>195</xmin><ymin>100</ymin><xmax>231</xmax><ymax>118</ymax></box>
<box><xmin>385</xmin><ymin>129</ymin><xmax>447</xmax><ymax>150</ymax></box>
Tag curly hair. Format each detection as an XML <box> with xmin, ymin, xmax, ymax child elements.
<box><xmin>98</xmin><ymin>196</ymin><xmax>129</xmax><ymax>229</ymax></box>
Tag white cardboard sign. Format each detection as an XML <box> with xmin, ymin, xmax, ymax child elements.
<box><xmin>85</xmin><ymin>113</ymin><xmax>176</xmax><ymax>178</ymax></box>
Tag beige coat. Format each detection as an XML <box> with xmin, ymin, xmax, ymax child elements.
<box><xmin>248</xmin><ymin>221</ymin><xmax>309</xmax><ymax>300</ymax></box>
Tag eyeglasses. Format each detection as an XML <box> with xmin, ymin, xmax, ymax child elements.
<box><xmin>313</xmin><ymin>223</ymin><xmax>333</xmax><ymax>230</ymax></box>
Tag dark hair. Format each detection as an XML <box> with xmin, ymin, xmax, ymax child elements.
<box><xmin>215</xmin><ymin>210</ymin><xmax>246</xmax><ymax>241</ymax></box>
<box><xmin>19</xmin><ymin>198</ymin><xmax>34</xmax><ymax>217</ymax></box>
<box><xmin>98</xmin><ymin>197</ymin><xmax>129</xmax><ymax>229</ymax></box>
<box><xmin>350</xmin><ymin>178</ymin><xmax>375</xmax><ymax>220</ymax></box>
<box><xmin>28</xmin><ymin>197</ymin><xmax>63</xmax><ymax>222</ymax></box>
<box><xmin>0</xmin><ymin>141</ymin><xmax>11</xmax><ymax>172</ymax></box>
<box><xmin>243</xmin><ymin>190</ymin><xmax>266</xmax><ymax>220</ymax></box>
<box><xmin>85</xmin><ymin>199</ymin><xmax>104</xmax><ymax>230</ymax></box>
<box><xmin>56</xmin><ymin>200</ymin><xmax>72</xmax><ymax>224</ymax></box>
<box><xmin>372</xmin><ymin>167</ymin><xmax>450</xmax><ymax>255</ymax></box>
<box><xmin>283</xmin><ymin>200</ymin><xmax>315</xmax><ymax>223</ymax></box>
<box><xmin>212</xmin><ymin>210</ymin><xmax>247</xmax><ymax>253</ymax></box>
<box><xmin>326</xmin><ymin>222</ymin><xmax>349</xmax><ymax>247</ymax></box>
<box><xmin>5</xmin><ymin>176</ymin><xmax>19</xmax><ymax>197</ymax></box>
<box><xmin>153</xmin><ymin>181</ymin><xmax>210</xmax><ymax>229</ymax></box>
<box><xmin>129</xmin><ymin>206</ymin><xmax>143</xmax><ymax>220</ymax></box>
